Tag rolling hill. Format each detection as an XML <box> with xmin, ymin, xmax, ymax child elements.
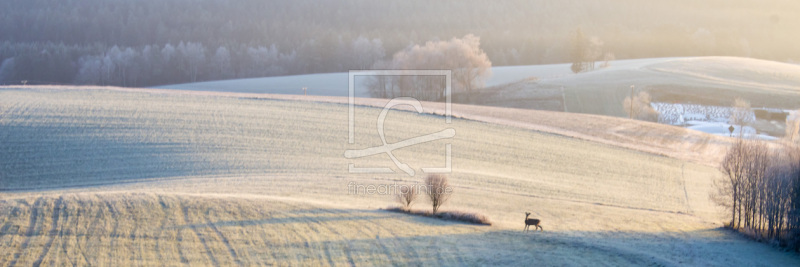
<box><xmin>1</xmin><ymin>87</ymin><xmax>798</xmax><ymax>265</ymax></box>
<box><xmin>159</xmin><ymin>56</ymin><xmax>800</xmax><ymax>140</ymax></box>
<box><xmin>158</xmin><ymin>57</ymin><xmax>800</xmax><ymax>112</ymax></box>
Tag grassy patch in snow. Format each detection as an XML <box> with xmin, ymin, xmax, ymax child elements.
<box><xmin>383</xmin><ymin>206</ymin><xmax>493</xmax><ymax>226</ymax></box>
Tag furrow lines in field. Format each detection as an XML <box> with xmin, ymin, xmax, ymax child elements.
<box><xmin>204</xmin><ymin>209</ymin><xmax>242</xmax><ymax>266</ymax></box>
<box><xmin>324</xmin><ymin>209</ymin><xmax>358</xmax><ymax>267</ymax></box>
<box><xmin>336</xmin><ymin>211</ymin><xmax>379</xmax><ymax>267</ymax></box>
<box><xmin>103</xmin><ymin>198</ymin><xmax>120</xmax><ymax>267</ymax></box>
<box><xmin>0</xmin><ymin>206</ymin><xmax>20</xmax><ymax>266</ymax></box>
<box><xmin>8</xmin><ymin>197</ymin><xmax>43</xmax><ymax>267</ymax></box>
<box><xmin>180</xmin><ymin>198</ymin><xmax>219</xmax><ymax>267</ymax></box>
<box><xmin>33</xmin><ymin>197</ymin><xmax>64</xmax><ymax>266</ymax></box>
<box><xmin>0</xmin><ymin>206</ymin><xmax>18</xmax><ymax>237</ymax></box>
<box><xmin>361</xmin><ymin>212</ymin><xmax>423</xmax><ymax>266</ymax></box>
<box><xmin>304</xmin><ymin>208</ymin><xmax>360</xmax><ymax>267</ymax></box>
<box><xmin>240</xmin><ymin>200</ymin><xmax>279</xmax><ymax>265</ymax></box>
<box><xmin>274</xmin><ymin>202</ymin><xmax>328</xmax><ymax>265</ymax></box>
<box><xmin>174</xmin><ymin>223</ymin><xmax>189</xmax><ymax>264</ymax></box>
<box><xmin>80</xmin><ymin>196</ymin><xmax>105</xmax><ymax>265</ymax></box>
<box><xmin>122</xmin><ymin>195</ymin><xmax>144</xmax><ymax>265</ymax></box>
<box><xmin>153</xmin><ymin>195</ymin><xmax>172</xmax><ymax>264</ymax></box>
<box><xmin>58</xmin><ymin>197</ymin><xmax>80</xmax><ymax>267</ymax></box>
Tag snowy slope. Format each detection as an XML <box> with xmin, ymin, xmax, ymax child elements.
<box><xmin>2</xmin><ymin>87</ymin><xmax>798</xmax><ymax>265</ymax></box>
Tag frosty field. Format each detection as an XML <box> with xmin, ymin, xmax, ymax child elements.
<box><xmin>1</xmin><ymin>87</ymin><xmax>799</xmax><ymax>265</ymax></box>
<box><xmin>159</xmin><ymin>57</ymin><xmax>800</xmax><ymax>112</ymax></box>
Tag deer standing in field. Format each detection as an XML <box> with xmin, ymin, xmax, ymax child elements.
<box><xmin>524</xmin><ymin>212</ymin><xmax>543</xmax><ymax>232</ymax></box>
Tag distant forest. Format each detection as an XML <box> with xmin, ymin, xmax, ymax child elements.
<box><xmin>1</xmin><ymin>0</ymin><xmax>798</xmax><ymax>87</ymax></box>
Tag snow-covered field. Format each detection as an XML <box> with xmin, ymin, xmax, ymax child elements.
<box><xmin>158</xmin><ymin>57</ymin><xmax>800</xmax><ymax>100</ymax></box>
<box><xmin>157</xmin><ymin>57</ymin><xmax>800</xmax><ymax>138</ymax></box>
<box><xmin>1</xmin><ymin>87</ymin><xmax>798</xmax><ymax>265</ymax></box>
<box><xmin>152</xmin><ymin>58</ymin><xmax>625</xmax><ymax>97</ymax></box>
<box><xmin>511</xmin><ymin>57</ymin><xmax>800</xmax><ymax>118</ymax></box>
<box><xmin>157</xmin><ymin>72</ymin><xmax>361</xmax><ymax>96</ymax></box>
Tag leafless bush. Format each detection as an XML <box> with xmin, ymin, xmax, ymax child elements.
<box><xmin>367</xmin><ymin>34</ymin><xmax>492</xmax><ymax>101</ymax></box>
<box><xmin>730</xmin><ymin>97</ymin><xmax>754</xmax><ymax>133</ymax></box>
<box><xmin>786</xmin><ymin>110</ymin><xmax>800</xmax><ymax>143</ymax></box>
<box><xmin>709</xmin><ymin>177</ymin><xmax>732</xmax><ymax>211</ymax></box>
<box><xmin>623</xmin><ymin>91</ymin><xmax>659</xmax><ymax>122</ymax></box>
<box><xmin>394</xmin><ymin>184</ymin><xmax>418</xmax><ymax>209</ymax></box>
<box><xmin>424</xmin><ymin>174</ymin><xmax>452</xmax><ymax>214</ymax></box>
<box><xmin>601</xmin><ymin>52</ymin><xmax>615</xmax><ymax>68</ymax></box>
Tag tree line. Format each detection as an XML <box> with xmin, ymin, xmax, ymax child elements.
<box><xmin>0</xmin><ymin>39</ymin><xmax>384</xmax><ymax>87</ymax></box>
<box><xmin>714</xmin><ymin>139</ymin><xmax>800</xmax><ymax>250</ymax></box>
<box><xmin>2</xmin><ymin>0</ymin><xmax>798</xmax><ymax>87</ymax></box>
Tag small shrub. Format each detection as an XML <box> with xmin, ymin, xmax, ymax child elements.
<box><xmin>394</xmin><ymin>184</ymin><xmax>418</xmax><ymax>209</ymax></box>
<box><xmin>383</xmin><ymin>207</ymin><xmax>491</xmax><ymax>226</ymax></box>
<box><xmin>435</xmin><ymin>210</ymin><xmax>492</xmax><ymax>225</ymax></box>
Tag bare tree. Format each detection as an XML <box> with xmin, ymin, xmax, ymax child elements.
<box><xmin>365</xmin><ymin>74</ymin><xmax>393</xmax><ymax>99</ymax></box>
<box><xmin>785</xmin><ymin>110</ymin><xmax>800</xmax><ymax>144</ymax></box>
<box><xmin>623</xmin><ymin>91</ymin><xmax>659</xmax><ymax>121</ymax></box>
<box><xmin>710</xmin><ymin>176</ymin><xmax>733</xmax><ymax>219</ymax></box>
<box><xmin>75</xmin><ymin>55</ymin><xmax>103</xmax><ymax>85</ymax></box>
<box><xmin>720</xmin><ymin>139</ymin><xmax>749</xmax><ymax>228</ymax></box>
<box><xmin>448</xmin><ymin>34</ymin><xmax>492</xmax><ymax>98</ymax></box>
<box><xmin>570</xmin><ymin>28</ymin><xmax>586</xmax><ymax>74</ymax></box>
<box><xmin>246</xmin><ymin>44</ymin><xmax>286</xmax><ymax>77</ymax></box>
<box><xmin>368</xmin><ymin>35</ymin><xmax>491</xmax><ymax>101</ymax></box>
<box><xmin>570</xmin><ymin>29</ymin><xmax>605</xmax><ymax>73</ymax></box>
<box><xmin>177</xmin><ymin>42</ymin><xmax>207</xmax><ymax>82</ymax></box>
<box><xmin>395</xmin><ymin>184</ymin><xmax>419</xmax><ymax>209</ymax></box>
<box><xmin>730</xmin><ymin>97</ymin><xmax>754</xmax><ymax>136</ymax></box>
<box><xmin>601</xmin><ymin>52</ymin><xmax>615</xmax><ymax>68</ymax></box>
<box><xmin>424</xmin><ymin>174</ymin><xmax>452</xmax><ymax>214</ymax></box>
<box><xmin>211</xmin><ymin>46</ymin><xmax>234</xmax><ymax>80</ymax></box>
<box><xmin>585</xmin><ymin>36</ymin><xmax>603</xmax><ymax>71</ymax></box>
<box><xmin>351</xmin><ymin>36</ymin><xmax>385</xmax><ymax>70</ymax></box>
<box><xmin>714</xmin><ymin>138</ymin><xmax>800</xmax><ymax>248</ymax></box>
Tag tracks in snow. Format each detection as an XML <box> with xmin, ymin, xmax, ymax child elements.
<box><xmin>8</xmin><ymin>197</ymin><xmax>42</xmax><ymax>267</ymax></box>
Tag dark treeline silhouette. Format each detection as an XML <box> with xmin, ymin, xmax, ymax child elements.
<box><xmin>715</xmin><ymin>140</ymin><xmax>800</xmax><ymax>250</ymax></box>
<box><xmin>1</xmin><ymin>0</ymin><xmax>799</xmax><ymax>86</ymax></box>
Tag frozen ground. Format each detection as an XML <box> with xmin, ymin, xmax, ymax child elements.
<box><xmin>1</xmin><ymin>87</ymin><xmax>798</xmax><ymax>265</ymax></box>
<box><xmin>652</xmin><ymin>102</ymin><xmax>778</xmax><ymax>140</ymax></box>
<box><xmin>157</xmin><ymin>57</ymin><xmax>800</xmax><ymax>136</ymax></box>
<box><xmin>154</xmin><ymin>58</ymin><xmax>662</xmax><ymax>97</ymax></box>
<box><xmin>156</xmin><ymin>56</ymin><xmax>800</xmax><ymax>102</ymax></box>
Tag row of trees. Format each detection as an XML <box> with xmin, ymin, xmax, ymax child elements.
<box><xmin>0</xmin><ymin>37</ymin><xmax>385</xmax><ymax>86</ymax></box>
<box><xmin>3</xmin><ymin>0</ymin><xmax>797</xmax><ymax>87</ymax></box>
<box><xmin>714</xmin><ymin>139</ymin><xmax>800</xmax><ymax>249</ymax></box>
<box><xmin>395</xmin><ymin>174</ymin><xmax>452</xmax><ymax>214</ymax></box>
<box><xmin>570</xmin><ymin>28</ymin><xmax>609</xmax><ymax>73</ymax></box>
<box><xmin>366</xmin><ymin>35</ymin><xmax>492</xmax><ymax>101</ymax></box>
